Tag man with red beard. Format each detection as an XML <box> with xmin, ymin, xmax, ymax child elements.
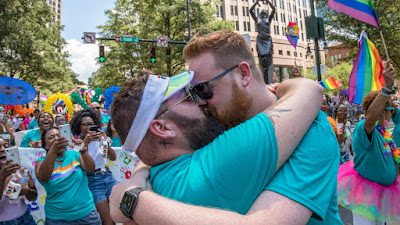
<box><xmin>109</xmin><ymin>45</ymin><xmax>336</xmax><ymax>224</ymax></box>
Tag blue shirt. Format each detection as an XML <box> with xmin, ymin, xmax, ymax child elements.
<box><xmin>150</xmin><ymin>113</ymin><xmax>278</xmax><ymax>214</ymax></box>
<box><xmin>37</xmin><ymin>151</ymin><xmax>95</xmax><ymax>220</ymax></box>
<box><xmin>266</xmin><ymin>111</ymin><xmax>342</xmax><ymax>224</ymax></box>
<box><xmin>20</xmin><ymin>129</ymin><xmax>41</xmax><ymax>147</ymax></box>
<box><xmin>391</xmin><ymin>108</ymin><xmax>400</xmax><ymax>146</ymax></box>
<box><xmin>353</xmin><ymin>119</ymin><xmax>398</xmax><ymax>186</ymax></box>
<box><xmin>28</xmin><ymin>118</ymin><xmax>39</xmax><ymax>130</ymax></box>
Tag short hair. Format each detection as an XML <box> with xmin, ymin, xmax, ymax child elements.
<box><xmin>41</xmin><ymin>127</ymin><xmax>59</xmax><ymax>151</ymax></box>
<box><xmin>34</xmin><ymin>109</ymin><xmax>40</xmax><ymax>114</ymax></box>
<box><xmin>362</xmin><ymin>91</ymin><xmax>380</xmax><ymax>112</ymax></box>
<box><xmin>111</xmin><ymin>70</ymin><xmax>157</xmax><ymax>144</ymax></box>
<box><xmin>183</xmin><ymin>30</ymin><xmax>264</xmax><ymax>83</ymax></box>
<box><xmin>70</xmin><ymin>109</ymin><xmax>101</xmax><ymax>136</ymax></box>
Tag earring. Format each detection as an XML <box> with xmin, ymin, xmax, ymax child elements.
<box><xmin>171</xmin><ymin>131</ymin><xmax>175</xmax><ymax>135</ymax></box>
<box><xmin>244</xmin><ymin>81</ymin><xmax>248</xmax><ymax>85</ymax></box>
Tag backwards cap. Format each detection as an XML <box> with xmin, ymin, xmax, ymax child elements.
<box><xmin>123</xmin><ymin>71</ymin><xmax>194</xmax><ymax>152</ymax></box>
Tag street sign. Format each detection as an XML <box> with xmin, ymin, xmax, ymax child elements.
<box><xmin>83</xmin><ymin>32</ymin><xmax>96</xmax><ymax>44</ymax></box>
<box><xmin>157</xmin><ymin>36</ymin><xmax>168</xmax><ymax>47</ymax></box>
<box><xmin>120</xmin><ymin>36</ymin><xmax>139</xmax><ymax>42</ymax></box>
<box><xmin>312</xmin><ymin>64</ymin><xmax>326</xmax><ymax>75</ymax></box>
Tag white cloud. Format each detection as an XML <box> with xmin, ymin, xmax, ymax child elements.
<box><xmin>65</xmin><ymin>39</ymin><xmax>99</xmax><ymax>84</ymax></box>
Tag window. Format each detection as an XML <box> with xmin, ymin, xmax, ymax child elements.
<box><xmin>216</xmin><ymin>5</ymin><xmax>220</xmax><ymax>17</ymax></box>
<box><xmin>235</xmin><ymin>6</ymin><xmax>238</xmax><ymax>15</ymax></box>
<box><xmin>282</xmin><ymin>27</ymin><xmax>285</xmax><ymax>35</ymax></box>
<box><xmin>236</xmin><ymin>21</ymin><xmax>239</xmax><ymax>31</ymax></box>
<box><xmin>277</xmin><ymin>25</ymin><xmax>280</xmax><ymax>35</ymax></box>
<box><xmin>247</xmin><ymin>22</ymin><xmax>251</xmax><ymax>31</ymax></box>
<box><xmin>300</xmin><ymin>53</ymin><xmax>302</xmax><ymax>58</ymax></box>
<box><xmin>57</xmin><ymin>15</ymin><xmax>60</xmax><ymax>19</ymax></box>
<box><xmin>243</xmin><ymin>7</ymin><xmax>246</xmax><ymax>16</ymax></box>
<box><xmin>244</xmin><ymin>22</ymin><xmax>247</xmax><ymax>31</ymax></box>
<box><xmin>246</xmin><ymin>7</ymin><xmax>249</xmax><ymax>16</ymax></box>
<box><xmin>287</xmin><ymin>51</ymin><xmax>291</xmax><ymax>56</ymax></box>
<box><xmin>231</xmin><ymin>6</ymin><xmax>234</xmax><ymax>15</ymax></box>
<box><xmin>279</xmin><ymin>50</ymin><xmax>283</xmax><ymax>55</ymax></box>
<box><xmin>294</xmin><ymin>52</ymin><xmax>297</xmax><ymax>57</ymax></box>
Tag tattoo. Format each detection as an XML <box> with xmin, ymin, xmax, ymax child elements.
<box><xmin>159</xmin><ymin>139</ymin><xmax>173</xmax><ymax>150</ymax></box>
<box><xmin>265</xmin><ymin>94</ymin><xmax>293</xmax><ymax>126</ymax></box>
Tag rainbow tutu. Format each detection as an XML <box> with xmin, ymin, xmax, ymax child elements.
<box><xmin>337</xmin><ymin>160</ymin><xmax>400</xmax><ymax>222</ymax></box>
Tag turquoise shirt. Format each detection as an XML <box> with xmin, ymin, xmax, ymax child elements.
<box><xmin>20</xmin><ymin>129</ymin><xmax>41</xmax><ymax>147</ymax></box>
<box><xmin>37</xmin><ymin>151</ymin><xmax>95</xmax><ymax>220</ymax></box>
<box><xmin>353</xmin><ymin>119</ymin><xmax>398</xmax><ymax>186</ymax></box>
<box><xmin>111</xmin><ymin>136</ymin><xmax>121</xmax><ymax>147</ymax></box>
<box><xmin>150</xmin><ymin>113</ymin><xmax>278</xmax><ymax>214</ymax></box>
<box><xmin>266</xmin><ymin>111</ymin><xmax>342</xmax><ymax>224</ymax></box>
<box><xmin>27</xmin><ymin>119</ymin><xmax>39</xmax><ymax>130</ymax></box>
<box><xmin>391</xmin><ymin>108</ymin><xmax>400</xmax><ymax>146</ymax></box>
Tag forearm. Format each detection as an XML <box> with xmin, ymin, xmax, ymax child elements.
<box><xmin>265</xmin><ymin>78</ymin><xmax>323</xmax><ymax>171</ymax></box>
<box><xmin>80</xmin><ymin>151</ymin><xmax>95</xmax><ymax>172</ymax></box>
<box><xmin>0</xmin><ymin>180</ymin><xmax>5</xmax><ymax>201</ymax></box>
<box><xmin>365</xmin><ymin>93</ymin><xmax>388</xmax><ymax>132</ymax></box>
<box><xmin>108</xmin><ymin>145</ymin><xmax>117</xmax><ymax>161</ymax></box>
<box><xmin>36</xmin><ymin>155</ymin><xmax>56</xmax><ymax>181</ymax></box>
<box><xmin>133</xmin><ymin>191</ymin><xmax>246</xmax><ymax>225</ymax></box>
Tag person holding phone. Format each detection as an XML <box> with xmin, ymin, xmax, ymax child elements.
<box><xmin>70</xmin><ymin>109</ymin><xmax>117</xmax><ymax>225</ymax></box>
<box><xmin>35</xmin><ymin>127</ymin><xmax>100</xmax><ymax>224</ymax></box>
<box><xmin>336</xmin><ymin>104</ymin><xmax>353</xmax><ymax>163</ymax></box>
<box><xmin>0</xmin><ymin>136</ymin><xmax>37</xmax><ymax>225</ymax></box>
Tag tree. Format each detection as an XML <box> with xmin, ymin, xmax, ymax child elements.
<box><xmin>90</xmin><ymin>0</ymin><xmax>234</xmax><ymax>88</ymax></box>
<box><xmin>318</xmin><ymin>0</ymin><xmax>400</xmax><ymax>69</ymax></box>
<box><xmin>0</xmin><ymin>0</ymin><xmax>76</xmax><ymax>95</ymax></box>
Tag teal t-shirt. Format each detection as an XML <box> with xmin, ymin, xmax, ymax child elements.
<box><xmin>352</xmin><ymin>119</ymin><xmax>398</xmax><ymax>186</ymax></box>
<box><xmin>150</xmin><ymin>113</ymin><xmax>278</xmax><ymax>214</ymax></box>
<box><xmin>28</xmin><ymin>118</ymin><xmax>39</xmax><ymax>130</ymax></box>
<box><xmin>266</xmin><ymin>111</ymin><xmax>342</xmax><ymax>224</ymax></box>
<box><xmin>20</xmin><ymin>129</ymin><xmax>41</xmax><ymax>147</ymax></box>
<box><xmin>391</xmin><ymin>108</ymin><xmax>400</xmax><ymax>146</ymax></box>
<box><xmin>111</xmin><ymin>136</ymin><xmax>121</xmax><ymax>147</ymax></box>
<box><xmin>37</xmin><ymin>151</ymin><xmax>95</xmax><ymax>220</ymax></box>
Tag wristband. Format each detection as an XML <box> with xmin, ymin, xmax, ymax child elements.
<box><xmin>80</xmin><ymin>146</ymin><xmax>88</xmax><ymax>154</ymax></box>
<box><xmin>380</xmin><ymin>88</ymin><xmax>391</xmax><ymax>97</ymax></box>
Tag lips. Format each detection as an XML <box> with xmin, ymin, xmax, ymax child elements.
<box><xmin>0</xmin><ymin>154</ymin><xmax>6</xmax><ymax>161</ymax></box>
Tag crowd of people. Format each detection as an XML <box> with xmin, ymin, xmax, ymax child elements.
<box><xmin>1</xmin><ymin>30</ymin><xmax>399</xmax><ymax>225</ymax></box>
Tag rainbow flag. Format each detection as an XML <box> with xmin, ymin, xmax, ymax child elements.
<box><xmin>319</xmin><ymin>77</ymin><xmax>341</xmax><ymax>90</ymax></box>
<box><xmin>349</xmin><ymin>31</ymin><xmax>384</xmax><ymax>105</ymax></box>
<box><xmin>328</xmin><ymin>0</ymin><xmax>381</xmax><ymax>30</ymax></box>
<box><xmin>285</xmin><ymin>22</ymin><xmax>299</xmax><ymax>48</ymax></box>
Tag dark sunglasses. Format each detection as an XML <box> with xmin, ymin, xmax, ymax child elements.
<box><xmin>189</xmin><ymin>65</ymin><xmax>238</xmax><ymax>100</ymax></box>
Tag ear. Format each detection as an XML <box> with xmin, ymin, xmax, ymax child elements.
<box><xmin>149</xmin><ymin>119</ymin><xmax>176</xmax><ymax>139</ymax></box>
<box><xmin>237</xmin><ymin>62</ymin><xmax>251</xmax><ymax>87</ymax></box>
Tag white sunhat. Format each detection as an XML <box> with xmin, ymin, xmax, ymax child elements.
<box><xmin>123</xmin><ymin>71</ymin><xmax>194</xmax><ymax>153</ymax></box>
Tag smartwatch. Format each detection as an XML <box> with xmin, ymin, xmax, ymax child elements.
<box><xmin>120</xmin><ymin>187</ymin><xmax>145</xmax><ymax>219</ymax></box>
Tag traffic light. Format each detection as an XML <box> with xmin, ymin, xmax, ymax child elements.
<box><xmin>99</xmin><ymin>46</ymin><xmax>105</xmax><ymax>63</ymax></box>
<box><xmin>150</xmin><ymin>47</ymin><xmax>156</xmax><ymax>63</ymax></box>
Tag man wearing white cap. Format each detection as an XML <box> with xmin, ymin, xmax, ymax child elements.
<box><xmin>109</xmin><ymin>61</ymin><xmax>327</xmax><ymax>223</ymax></box>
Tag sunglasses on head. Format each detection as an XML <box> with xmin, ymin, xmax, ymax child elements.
<box><xmin>189</xmin><ymin>65</ymin><xmax>239</xmax><ymax>100</ymax></box>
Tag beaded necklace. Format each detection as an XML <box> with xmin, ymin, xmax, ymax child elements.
<box><xmin>376</xmin><ymin>123</ymin><xmax>400</xmax><ymax>169</ymax></box>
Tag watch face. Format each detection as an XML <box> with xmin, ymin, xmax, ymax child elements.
<box><xmin>120</xmin><ymin>192</ymin><xmax>135</xmax><ymax>214</ymax></box>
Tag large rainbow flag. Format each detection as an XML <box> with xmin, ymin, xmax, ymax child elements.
<box><xmin>349</xmin><ymin>31</ymin><xmax>384</xmax><ymax>105</ymax></box>
<box><xmin>319</xmin><ymin>77</ymin><xmax>341</xmax><ymax>90</ymax></box>
<box><xmin>328</xmin><ymin>0</ymin><xmax>381</xmax><ymax>30</ymax></box>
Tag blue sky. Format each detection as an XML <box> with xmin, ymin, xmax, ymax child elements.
<box><xmin>62</xmin><ymin>0</ymin><xmax>116</xmax><ymax>84</ymax></box>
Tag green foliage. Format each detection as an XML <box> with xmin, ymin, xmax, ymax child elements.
<box><xmin>303</xmin><ymin>62</ymin><xmax>353</xmax><ymax>95</ymax></box>
<box><xmin>90</xmin><ymin>0</ymin><xmax>234</xmax><ymax>88</ymax></box>
<box><xmin>318</xmin><ymin>0</ymin><xmax>400</xmax><ymax>69</ymax></box>
<box><xmin>0</xmin><ymin>0</ymin><xmax>76</xmax><ymax>95</ymax></box>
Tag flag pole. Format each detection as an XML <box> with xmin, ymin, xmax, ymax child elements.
<box><xmin>379</xmin><ymin>30</ymin><xmax>389</xmax><ymax>60</ymax></box>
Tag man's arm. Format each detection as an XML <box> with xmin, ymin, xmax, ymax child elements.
<box><xmin>110</xmin><ymin>169</ymin><xmax>311</xmax><ymax>225</ymax></box>
<box><xmin>265</xmin><ymin>78</ymin><xmax>323</xmax><ymax>171</ymax></box>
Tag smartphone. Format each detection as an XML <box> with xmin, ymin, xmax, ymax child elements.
<box><xmin>6</xmin><ymin>147</ymin><xmax>20</xmax><ymax>164</ymax></box>
<box><xmin>89</xmin><ymin>125</ymin><xmax>99</xmax><ymax>132</ymax></box>
<box><xmin>59</xmin><ymin>124</ymin><xmax>73</xmax><ymax>146</ymax></box>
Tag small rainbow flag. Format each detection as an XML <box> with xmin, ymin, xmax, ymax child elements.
<box><xmin>349</xmin><ymin>31</ymin><xmax>384</xmax><ymax>105</ymax></box>
<box><xmin>319</xmin><ymin>77</ymin><xmax>341</xmax><ymax>90</ymax></box>
<box><xmin>328</xmin><ymin>0</ymin><xmax>381</xmax><ymax>30</ymax></box>
<box><xmin>285</xmin><ymin>22</ymin><xmax>299</xmax><ymax>48</ymax></box>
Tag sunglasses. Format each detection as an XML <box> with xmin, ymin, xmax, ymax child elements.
<box><xmin>155</xmin><ymin>88</ymin><xmax>195</xmax><ymax>118</ymax></box>
<box><xmin>189</xmin><ymin>65</ymin><xmax>239</xmax><ymax>100</ymax></box>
